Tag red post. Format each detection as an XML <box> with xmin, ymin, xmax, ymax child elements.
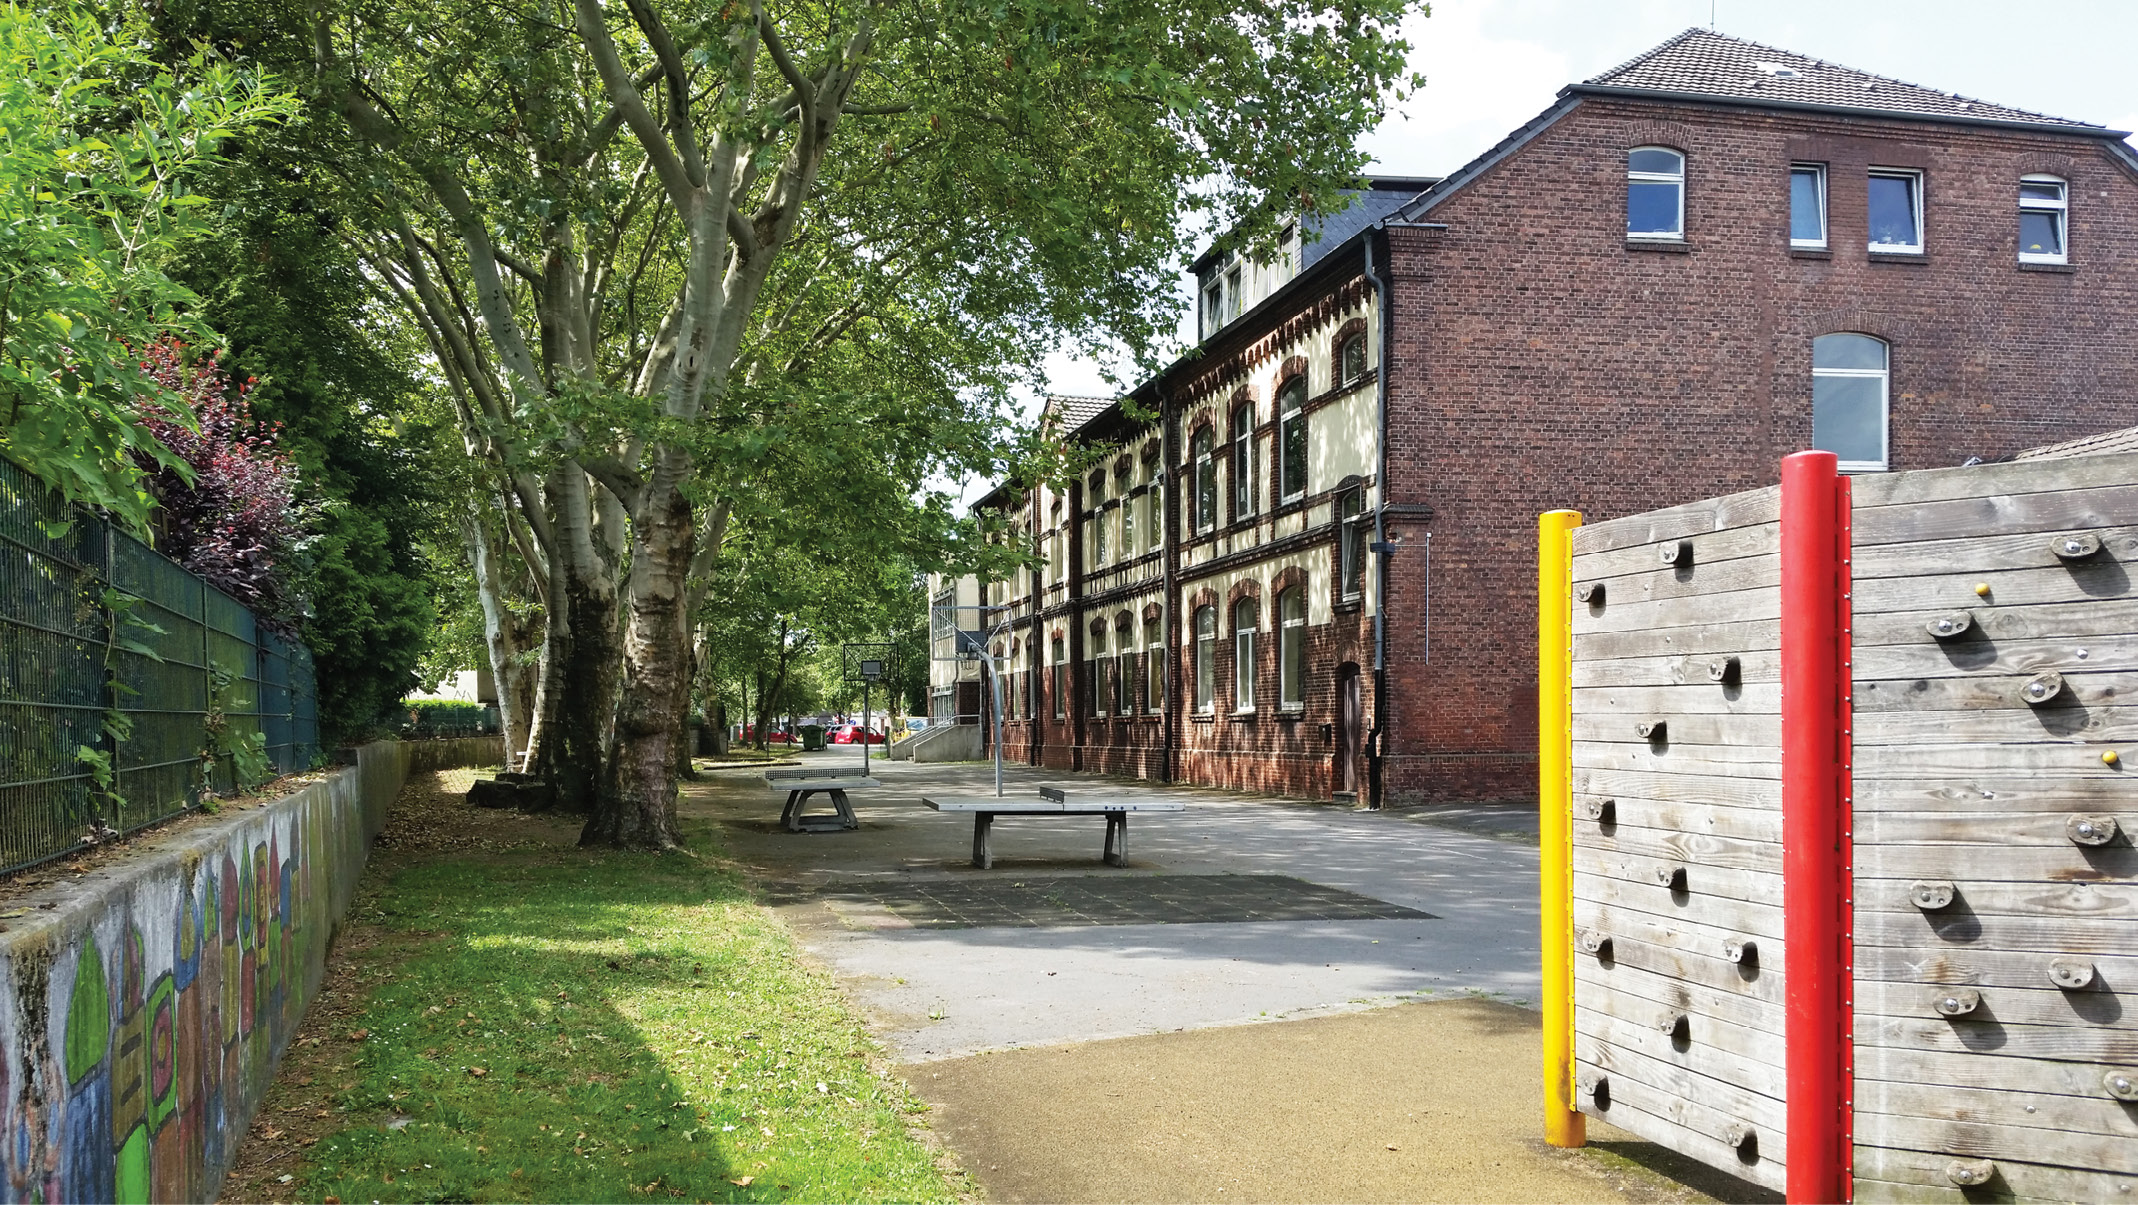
<box><xmin>1781</xmin><ymin>451</ymin><xmax>1849</xmax><ymax>1203</ymax></box>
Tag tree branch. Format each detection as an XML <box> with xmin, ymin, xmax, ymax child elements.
<box><xmin>573</xmin><ymin>0</ymin><xmax>700</xmax><ymax>211</ymax></box>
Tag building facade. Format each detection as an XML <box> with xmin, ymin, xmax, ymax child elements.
<box><xmin>934</xmin><ymin>28</ymin><xmax>2138</xmax><ymax>804</ymax></box>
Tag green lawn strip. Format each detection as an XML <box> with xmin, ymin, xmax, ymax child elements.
<box><xmin>299</xmin><ymin>820</ymin><xmax>961</xmax><ymax>1204</ymax></box>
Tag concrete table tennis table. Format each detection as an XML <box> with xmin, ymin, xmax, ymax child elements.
<box><xmin>765</xmin><ymin>768</ymin><xmax>878</xmax><ymax>832</ymax></box>
<box><xmin>921</xmin><ymin>786</ymin><xmax>1185</xmax><ymax>869</ymax></box>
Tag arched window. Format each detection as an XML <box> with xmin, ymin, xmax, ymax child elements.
<box><xmin>1339</xmin><ymin>333</ymin><xmax>1368</xmax><ymax>385</ymax></box>
<box><xmin>1144</xmin><ymin>613</ymin><xmax>1165</xmax><ymax>713</ymax></box>
<box><xmin>1627</xmin><ymin>147</ymin><xmax>1685</xmax><ymax>240</ymax></box>
<box><xmin>1193</xmin><ymin>605</ymin><xmax>1216</xmax><ymax>714</ymax></box>
<box><xmin>1192</xmin><ymin>428</ymin><xmax>1217</xmax><ymax>533</ymax></box>
<box><xmin>2020</xmin><ymin>175</ymin><xmax>2068</xmax><ymax>264</ymax></box>
<box><xmin>1230</xmin><ymin>401</ymin><xmax>1255</xmax><ymax>522</ymax></box>
<box><xmin>1089</xmin><ymin>471</ymin><xmax>1108</xmax><ymax>566</ymax></box>
<box><xmin>1337</xmin><ymin>487</ymin><xmax>1366</xmax><ymax>599</ymax></box>
<box><xmin>1278</xmin><ymin>376</ymin><xmax>1308</xmax><ymax>501</ymax></box>
<box><xmin>1116</xmin><ymin>464</ymin><xmax>1134</xmax><ymax>555</ymax></box>
<box><xmin>1088</xmin><ymin>623</ymin><xmax>1108</xmax><ymax>717</ymax></box>
<box><xmin>1145</xmin><ymin>453</ymin><xmax>1165</xmax><ymax>552</ymax></box>
<box><xmin>1233</xmin><ymin>597</ymin><xmax>1257</xmax><ymax>711</ymax></box>
<box><xmin>1812</xmin><ymin>334</ymin><xmax>1890</xmax><ymax>473</ymax></box>
<box><xmin>1051</xmin><ymin>636</ymin><xmax>1066</xmax><ymax>719</ymax></box>
<box><xmin>1279</xmin><ymin>588</ymin><xmax>1307</xmax><ymax>708</ymax></box>
<box><xmin>1114</xmin><ymin>614</ymin><xmax>1134</xmax><ymax>716</ymax></box>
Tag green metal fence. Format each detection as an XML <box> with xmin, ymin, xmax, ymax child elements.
<box><xmin>0</xmin><ymin>455</ymin><xmax>318</xmax><ymax>876</ymax></box>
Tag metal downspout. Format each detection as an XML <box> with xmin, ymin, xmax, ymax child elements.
<box><xmin>1160</xmin><ymin>388</ymin><xmax>1179</xmax><ymax>783</ymax></box>
<box><xmin>1364</xmin><ymin>231</ymin><xmax>1392</xmax><ymax>809</ymax></box>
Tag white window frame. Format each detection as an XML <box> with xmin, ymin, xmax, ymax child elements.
<box><xmin>1278</xmin><ymin>378</ymin><xmax>1308</xmax><ymax>502</ymax></box>
<box><xmin>1789</xmin><ymin>163</ymin><xmax>1828</xmax><ymax>250</ymax></box>
<box><xmin>2018</xmin><ymin>174</ymin><xmax>2068</xmax><ymax>265</ymax></box>
<box><xmin>1230</xmin><ymin>402</ymin><xmax>1255</xmax><ymax>522</ymax></box>
<box><xmin>1233</xmin><ymin>599</ymin><xmax>1256</xmax><ymax>713</ymax></box>
<box><xmin>1867</xmin><ymin>168</ymin><xmax>1925</xmax><ymax>254</ymax></box>
<box><xmin>1225</xmin><ymin>265</ymin><xmax>1243</xmax><ymax>320</ymax></box>
<box><xmin>1338</xmin><ymin>488</ymin><xmax>1365</xmax><ymax>600</ymax></box>
<box><xmin>1193</xmin><ymin>429</ymin><xmax>1216</xmax><ymax>533</ymax></box>
<box><xmin>1145</xmin><ymin>456</ymin><xmax>1164</xmax><ymax>552</ymax></box>
<box><xmin>1089</xmin><ymin>624</ymin><xmax>1107</xmax><ymax>718</ymax></box>
<box><xmin>1052</xmin><ymin>637</ymin><xmax>1066</xmax><ymax>719</ymax></box>
<box><xmin>1339</xmin><ymin>333</ymin><xmax>1368</xmax><ymax>385</ymax></box>
<box><xmin>1278</xmin><ymin>588</ymin><xmax>1306</xmax><ymax>710</ymax></box>
<box><xmin>1145</xmin><ymin>615</ymin><xmax>1164</xmax><ymax>713</ymax></box>
<box><xmin>1201</xmin><ymin>277</ymin><xmax>1225</xmax><ymax>338</ymax></box>
<box><xmin>1626</xmin><ymin>146</ymin><xmax>1685</xmax><ymax>242</ymax></box>
<box><xmin>1812</xmin><ymin>334</ymin><xmax>1891</xmax><ymax>474</ymax></box>
<box><xmin>1193</xmin><ymin>606</ymin><xmax>1216</xmax><ymax>714</ymax></box>
<box><xmin>1116</xmin><ymin>466</ymin><xmax>1133</xmax><ymax>555</ymax></box>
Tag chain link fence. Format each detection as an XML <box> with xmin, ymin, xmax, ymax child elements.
<box><xmin>0</xmin><ymin>455</ymin><xmax>318</xmax><ymax>876</ymax></box>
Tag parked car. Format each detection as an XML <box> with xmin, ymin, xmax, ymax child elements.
<box><xmin>827</xmin><ymin>723</ymin><xmax>885</xmax><ymax>745</ymax></box>
<box><xmin>740</xmin><ymin>725</ymin><xmax>794</xmax><ymax>744</ymax></box>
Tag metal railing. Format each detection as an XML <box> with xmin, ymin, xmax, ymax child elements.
<box><xmin>0</xmin><ymin>454</ymin><xmax>318</xmax><ymax>876</ymax></box>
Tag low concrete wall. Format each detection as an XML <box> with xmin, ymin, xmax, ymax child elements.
<box><xmin>0</xmin><ymin>736</ymin><xmax>499</xmax><ymax>1203</ymax></box>
<box><xmin>907</xmin><ymin>721</ymin><xmax>986</xmax><ymax>763</ymax></box>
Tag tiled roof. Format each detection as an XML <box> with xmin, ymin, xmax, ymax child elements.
<box><xmin>2012</xmin><ymin>425</ymin><xmax>2138</xmax><ymax>461</ymax></box>
<box><xmin>1577</xmin><ymin>28</ymin><xmax>2107</xmax><ymax>131</ymax></box>
<box><xmin>1042</xmin><ymin>394</ymin><xmax>1116</xmax><ymax>434</ymax></box>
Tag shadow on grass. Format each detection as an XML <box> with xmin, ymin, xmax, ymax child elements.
<box><xmin>275</xmin><ymin>815</ymin><xmax>956</xmax><ymax>1204</ymax></box>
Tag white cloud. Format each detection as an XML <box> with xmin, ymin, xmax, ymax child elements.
<box><xmin>1359</xmin><ymin>0</ymin><xmax>1574</xmax><ymax>177</ymax></box>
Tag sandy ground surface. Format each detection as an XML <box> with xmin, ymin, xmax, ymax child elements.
<box><xmin>682</xmin><ymin>753</ymin><xmax>1776</xmax><ymax>1203</ymax></box>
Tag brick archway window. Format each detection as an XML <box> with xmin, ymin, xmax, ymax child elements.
<box><xmin>1230</xmin><ymin>400</ymin><xmax>1255</xmax><ymax>522</ymax></box>
<box><xmin>1144</xmin><ymin>611</ymin><xmax>1165</xmax><ymax>713</ymax></box>
<box><xmin>1233</xmin><ymin>596</ymin><xmax>1258</xmax><ymax>712</ymax></box>
<box><xmin>1192</xmin><ymin>426</ymin><xmax>1218</xmax><ymax>533</ymax></box>
<box><xmin>1812</xmin><ymin>333</ymin><xmax>1889</xmax><ymax>473</ymax></box>
<box><xmin>1193</xmin><ymin>604</ymin><xmax>1217</xmax><ymax>714</ymax></box>
<box><xmin>1338</xmin><ymin>332</ymin><xmax>1368</xmax><ymax>386</ymax></box>
<box><xmin>1628</xmin><ymin>146</ymin><xmax>1685</xmax><ymax>240</ymax></box>
<box><xmin>1277</xmin><ymin>376</ymin><xmax>1309</xmax><ymax>502</ymax></box>
<box><xmin>1278</xmin><ymin>587</ymin><xmax>1307</xmax><ymax>709</ymax></box>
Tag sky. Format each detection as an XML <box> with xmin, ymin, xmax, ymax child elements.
<box><xmin>1035</xmin><ymin>0</ymin><xmax>2138</xmax><ymax>404</ymax></box>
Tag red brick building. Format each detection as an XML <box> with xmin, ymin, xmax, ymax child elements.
<box><xmin>933</xmin><ymin>28</ymin><xmax>2138</xmax><ymax>805</ymax></box>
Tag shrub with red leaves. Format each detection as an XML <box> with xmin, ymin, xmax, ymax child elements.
<box><xmin>133</xmin><ymin>340</ymin><xmax>302</xmax><ymax>620</ymax></box>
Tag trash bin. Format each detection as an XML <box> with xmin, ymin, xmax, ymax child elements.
<box><xmin>800</xmin><ymin>724</ymin><xmax>826</xmax><ymax>751</ymax></box>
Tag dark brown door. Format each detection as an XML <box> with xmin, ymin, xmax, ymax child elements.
<box><xmin>1336</xmin><ymin>663</ymin><xmax>1362</xmax><ymax>794</ymax></box>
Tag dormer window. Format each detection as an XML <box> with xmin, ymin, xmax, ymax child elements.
<box><xmin>1224</xmin><ymin>264</ymin><xmax>1243</xmax><ymax>320</ymax></box>
<box><xmin>1202</xmin><ymin>276</ymin><xmax>1226</xmax><ymax>335</ymax></box>
<box><xmin>1627</xmin><ymin>147</ymin><xmax>1685</xmax><ymax>241</ymax></box>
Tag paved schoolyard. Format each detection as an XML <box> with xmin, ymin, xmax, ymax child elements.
<box><xmin>680</xmin><ymin>751</ymin><xmax>1768</xmax><ymax>1203</ymax></box>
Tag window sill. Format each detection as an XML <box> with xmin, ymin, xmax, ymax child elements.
<box><xmin>1335</xmin><ymin>595</ymin><xmax>1364</xmax><ymax>613</ymax></box>
<box><xmin>1275</xmin><ymin>708</ymin><xmax>1308</xmax><ymax>720</ymax></box>
<box><xmin>2018</xmin><ymin>261</ymin><xmax>2075</xmax><ymax>274</ymax></box>
<box><xmin>1231</xmin><ymin>708</ymin><xmax>1257</xmax><ymax>720</ymax></box>
<box><xmin>1868</xmin><ymin>250</ymin><xmax>1928</xmax><ymax>264</ymax></box>
<box><xmin>1190</xmin><ymin>712</ymin><xmax>1216</xmax><ymax>724</ymax></box>
<box><xmin>1788</xmin><ymin>247</ymin><xmax>1831</xmax><ymax>260</ymax></box>
<box><xmin>1626</xmin><ymin>238</ymin><xmax>1691</xmax><ymax>253</ymax></box>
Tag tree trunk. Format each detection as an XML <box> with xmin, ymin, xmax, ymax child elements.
<box><xmin>587</xmin><ymin>458</ymin><xmax>692</xmax><ymax>849</ymax></box>
<box><xmin>463</xmin><ymin>509</ymin><xmax>538</xmax><ymax>771</ymax></box>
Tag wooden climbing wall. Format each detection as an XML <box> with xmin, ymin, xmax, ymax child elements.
<box><xmin>1566</xmin><ymin>484</ymin><xmax>1789</xmax><ymax>1193</ymax></box>
<box><xmin>1849</xmin><ymin>451</ymin><xmax>2138</xmax><ymax>1203</ymax></box>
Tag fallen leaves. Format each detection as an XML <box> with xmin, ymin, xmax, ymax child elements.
<box><xmin>467</xmin><ymin>1066</ymin><xmax>488</xmax><ymax>1078</ymax></box>
<box><xmin>345</xmin><ymin>1028</ymin><xmax>368</xmax><ymax>1042</ymax></box>
<box><xmin>729</xmin><ymin>1176</ymin><xmax>755</xmax><ymax>1187</ymax></box>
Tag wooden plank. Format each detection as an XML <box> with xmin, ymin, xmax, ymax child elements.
<box><xmin>1577</xmin><ymin>1008</ymin><xmax>1788</xmax><ymax>1089</ymax></box>
<box><xmin>1580</xmin><ymin>797</ymin><xmax>1785</xmax><ymax>844</ymax></box>
<box><xmin>1572</xmin><ymin>742</ymin><xmax>1782</xmax><ymax>779</ymax></box>
<box><xmin>1854</xmin><ymin>670</ymin><xmax>2138</xmax><ymax>713</ymax></box>
<box><xmin>1573</xmin><ymin>649</ymin><xmax>1782</xmax><ymax>689</ymax></box>
<box><xmin>1856</xmin><ymin>1038</ymin><xmax>2138</xmax><ymax>1098</ymax></box>
<box><xmin>1856</xmin><ymin>979</ymin><xmax>2136</xmax><ymax>1030</ymax></box>
<box><xmin>1574</xmin><ymin>981</ymin><xmax>1786</xmax><ymax>1067</ymax></box>
<box><xmin>1854</xmin><ymin>560</ymin><xmax>2136</xmax><ymax>615</ymax></box>
<box><xmin>1852</xmin><ymin>1120</ymin><xmax>2138</xmax><ymax>1191</ymax></box>
<box><xmin>1855</xmin><ymin>842</ymin><xmax>2138</xmax><ymax>883</ymax></box>
<box><xmin>1857</xmin><ymin>945</ymin><xmax>2138</xmax><ymax>993</ymax></box>
<box><xmin>1855</xmin><ymin>1143</ymin><xmax>2138</xmax><ymax>1205</ymax></box>
<box><xmin>1854</xmin><ymin>523</ymin><xmax>2138</xmax><ymax>580</ymax></box>
<box><xmin>1575</xmin><ymin>768</ymin><xmax>1781</xmax><ymax>810</ymax></box>
<box><xmin>1576</xmin><ymin>958</ymin><xmax>1785</xmax><ymax>1035</ymax></box>
<box><xmin>1852</xmin><ymin>876</ymin><xmax>2138</xmax><ymax>921</ymax></box>
<box><xmin>1857</xmin><ymin>705</ymin><xmax>2138</xmax><ymax>746</ymax></box>
<box><xmin>1852</xmin><ymin>482</ymin><xmax>2138</xmax><ymax>547</ymax></box>
<box><xmin>1574</xmin><ymin>549</ymin><xmax>1778</xmax><ymax>598</ymax></box>
<box><xmin>1573</xmin><ymin>711</ymin><xmax>1781</xmax><ymax>747</ymax></box>
<box><xmin>1856</xmin><ymin>595</ymin><xmax>2138</xmax><ymax>647</ymax></box>
<box><xmin>1574</xmin><ymin>847</ymin><xmax>1785</xmax><ymax>914</ymax></box>
<box><xmin>1573</xmin><ymin>825</ymin><xmax>1783</xmax><ymax>876</ymax></box>
<box><xmin>1858</xmin><ymin>1077</ymin><xmax>2138</xmax><ymax>1145</ymax></box>
<box><xmin>1852</xmin><ymin>743</ymin><xmax>2134</xmax><ymax>775</ymax></box>
<box><xmin>1571</xmin><ymin>585</ymin><xmax>1781</xmax><ymax>635</ymax></box>
<box><xmin>1856</xmin><ymin>906</ymin><xmax>2138</xmax><ymax>957</ymax></box>
<box><xmin>1571</xmin><ymin>617</ymin><xmax>1780</xmax><ymax>662</ymax></box>
<box><xmin>1855</xmin><ymin>773</ymin><xmax>2138</xmax><ymax>810</ymax></box>
<box><xmin>1578</xmin><ymin>1037</ymin><xmax>1787</xmax><ymax>1138</ymax></box>
<box><xmin>1849</xmin><ymin>450</ymin><xmax>2138</xmax><ymax>508</ymax></box>
<box><xmin>1571</xmin><ymin>1072</ymin><xmax>1788</xmax><ymax>1194</ymax></box>
<box><xmin>1582</xmin><ymin>929</ymin><xmax>1787</xmax><ymax>1005</ymax></box>
<box><xmin>1857</xmin><ymin>1011</ymin><xmax>2138</xmax><ymax>1062</ymax></box>
<box><xmin>1574</xmin><ymin>899</ymin><xmax>1782</xmax><ymax>968</ymax></box>
<box><xmin>1571</xmin><ymin>682</ymin><xmax>1781</xmax><ymax>715</ymax></box>
<box><xmin>1570</xmin><ymin>486</ymin><xmax>1780</xmax><ymax>555</ymax></box>
<box><xmin>1855</xmin><ymin>810</ymin><xmax>2138</xmax><ymax>847</ymax></box>
<box><xmin>1853</xmin><ymin>633</ymin><xmax>2138</xmax><ymax>682</ymax></box>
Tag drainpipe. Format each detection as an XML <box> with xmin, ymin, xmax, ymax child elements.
<box><xmin>1160</xmin><ymin>386</ymin><xmax>1179</xmax><ymax>783</ymax></box>
<box><xmin>1364</xmin><ymin>232</ymin><xmax>1392</xmax><ymax>810</ymax></box>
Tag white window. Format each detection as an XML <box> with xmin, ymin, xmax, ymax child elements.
<box><xmin>1193</xmin><ymin>428</ymin><xmax>1217</xmax><ymax>533</ymax></box>
<box><xmin>1790</xmin><ymin>163</ymin><xmax>1827</xmax><ymax>249</ymax></box>
<box><xmin>2019</xmin><ymin>175</ymin><xmax>2067</xmax><ymax>264</ymax></box>
<box><xmin>1627</xmin><ymin>147</ymin><xmax>1685</xmax><ymax>240</ymax></box>
<box><xmin>1230</xmin><ymin>402</ymin><xmax>1255</xmax><ymax>523</ymax></box>
<box><xmin>1867</xmin><ymin>170</ymin><xmax>1923</xmax><ymax>254</ymax></box>
<box><xmin>1812</xmin><ymin>333</ymin><xmax>1890</xmax><ymax>473</ymax></box>
<box><xmin>1116</xmin><ymin>466</ymin><xmax>1134</xmax><ymax>554</ymax></box>
<box><xmin>1145</xmin><ymin>456</ymin><xmax>1164</xmax><ymax>552</ymax></box>
<box><xmin>1144</xmin><ymin>614</ymin><xmax>1164</xmax><ymax>713</ymax></box>
<box><xmin>1278</xmin><ymin>378</ymin><xmax>1308</xmax><ymax>501</ymax></box>
<box><xmin>1233</xmin><ymin>598</ymin><xmax>1256</xmax><ymax>712</ymax></box>
<box><xmin>1114</xmin><ymin>619</ymin><xmax>1132</xmax><ymax>715</ymax></box>
<box><xmin>1089</xmin><ymin>472</ymin><xmax>1107</xmax><ymax>566</ymax></box>
<box><xmin>1089</xmin><ymin>624</ymin><xmax>1107</xmax><ymax>717</ymax></box>
<box><xmin>1338</xmin><ymin>488</ymin><xmax>1366</xmax><ymax>600</ymax></box>
<box><xmin>1225</xmin><ymin>265</ymin><xmax>1243</xmax><ymax>320</ymax></box>
<box><xmin>1278</xmin><ymin>588</ymin><xmax>1306</xmax><ymax>709</ymax></box>
<box><xmin>1193</xmin><ymin>605</ymin><xmax>1216</xmax><ymax>714</ymax></box>
<box><xmin>1051</xmin><ymin>637</ymin><xmax>1065</xmax><ymax>719</ymax></box>
<box><xmin>1339</xmin><ymin>333</ymin><xmax>1368</xmax><ymax>385</ymax></box>
<box><xmin>1202</xmin><ymin>277</ymin><xmax>1225</xmax><ymax>337</ymax></box>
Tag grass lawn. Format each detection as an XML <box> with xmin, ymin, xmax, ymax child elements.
<box><xmin>222</xmin><ymin>769</ymin><xmax>967</xmax><ymax>1204</ymax></box>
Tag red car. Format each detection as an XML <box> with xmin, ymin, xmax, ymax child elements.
<box><xmin>828</xmin><ymin>724</ymin><xmax>885</xmax><ymax>745</ymax></box>
<box><xmin>740</xmin><ymin>725</ymin><xmax>794</xmax><ymax>744</ymax></box>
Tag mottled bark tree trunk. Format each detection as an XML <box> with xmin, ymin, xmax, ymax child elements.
<box><xmin>589</xmin><ymin>455</ymin><xmax>693</xmax><ymax>848</ymax></box>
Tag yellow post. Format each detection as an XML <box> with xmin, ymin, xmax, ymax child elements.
<box><xmin>1538</xmin><ymin>509</ymin><xmax>1586</xmax><ymax>1148</ymax></box>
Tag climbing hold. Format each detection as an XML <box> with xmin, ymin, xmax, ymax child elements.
<box><xmin>1722</xmin><ymin>937</ymin><xmax>1756</xmax><ymax>964</ymax></box>
<box><xmin>2104</xmin><ymin>749</ymin><xmax>2121</xmax><ymax>766</ymax></box>
<box><xmin>2048</xmin><ymin>959</ymin><xmax>2096</xmax><ymax>990</ymax></box>
<box><xmin>1933</xmin><ymin>987</ymin><xmax>1982</xmax><ymax>1017</ymax></box>
<box><xmin>2105</xmin><ymin>1069</ymin><xmax>2138</xmax><ymax>1102</ymax></box>
<box><xmin>2019</xmin><ymin>671</ymin><xmax>2065</xmax><ymax>705</ymax></box>
<box><xmin>2067</xmin><ymin>814</ymin><xmax>2120</xmax><ymax>846</ymax></box>
<box><xmin>1659</xmin><ymin>540</ymin><xmax>1692</xmax><ymax>567</ymax></box>
<box><xmin>1908</xmin><ymin>881</ymin><xmax>1955</xmax><ymax>911</ymax></box>
<box><xmin>1578</xmin><ymin>929</ymin><xmax>1612</xmax><ymax>957</ymax></box>
<box><xmin>1973</xmin><ymin>582</ymin><xmax>1991</xmax><ymax>597</ymax></box>
<box><xmin>2050</xmin><ymin>532</ymin><xmax>2102</xmax><ymax>561</ymax></box>
<box><xmin>1925</xmin><ymin>612</ymin><xmax>1973</xmax><ymax>639</ymax></box>
<box><xmin>1575</xmin><ymin>581</ymin><xmax>1603</xmax><ymax>604</ymax></box>
<box><xmin>1657</xmin><ymin>1009</ymin><xmax>1689</xmax><ymax>1036</ymax></box>
<box><xmin>1706</xmin><ymin>655</ymin><xmax>1740</xmax><ymax>684</ymax></box>
<box><xmin>1945</xmin><ymin>1159</ymin><xmax>1997</xmax><ymax>1188</ymax></box>
<box><xmin>1578</xmin><ymin>796</ymin><xmax>1616</xmax><ymax>823</ymax></box>
<box><xmin>1636</xmin><ymin>719</ymin><xmax>1667</xmax><ymax>741</ymax></box>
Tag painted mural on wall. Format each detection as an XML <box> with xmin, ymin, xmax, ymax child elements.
<box><xmin>0</xmin><ymin>740</ymin><xmax>496</xmax><ymax>1203</ymax></box>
